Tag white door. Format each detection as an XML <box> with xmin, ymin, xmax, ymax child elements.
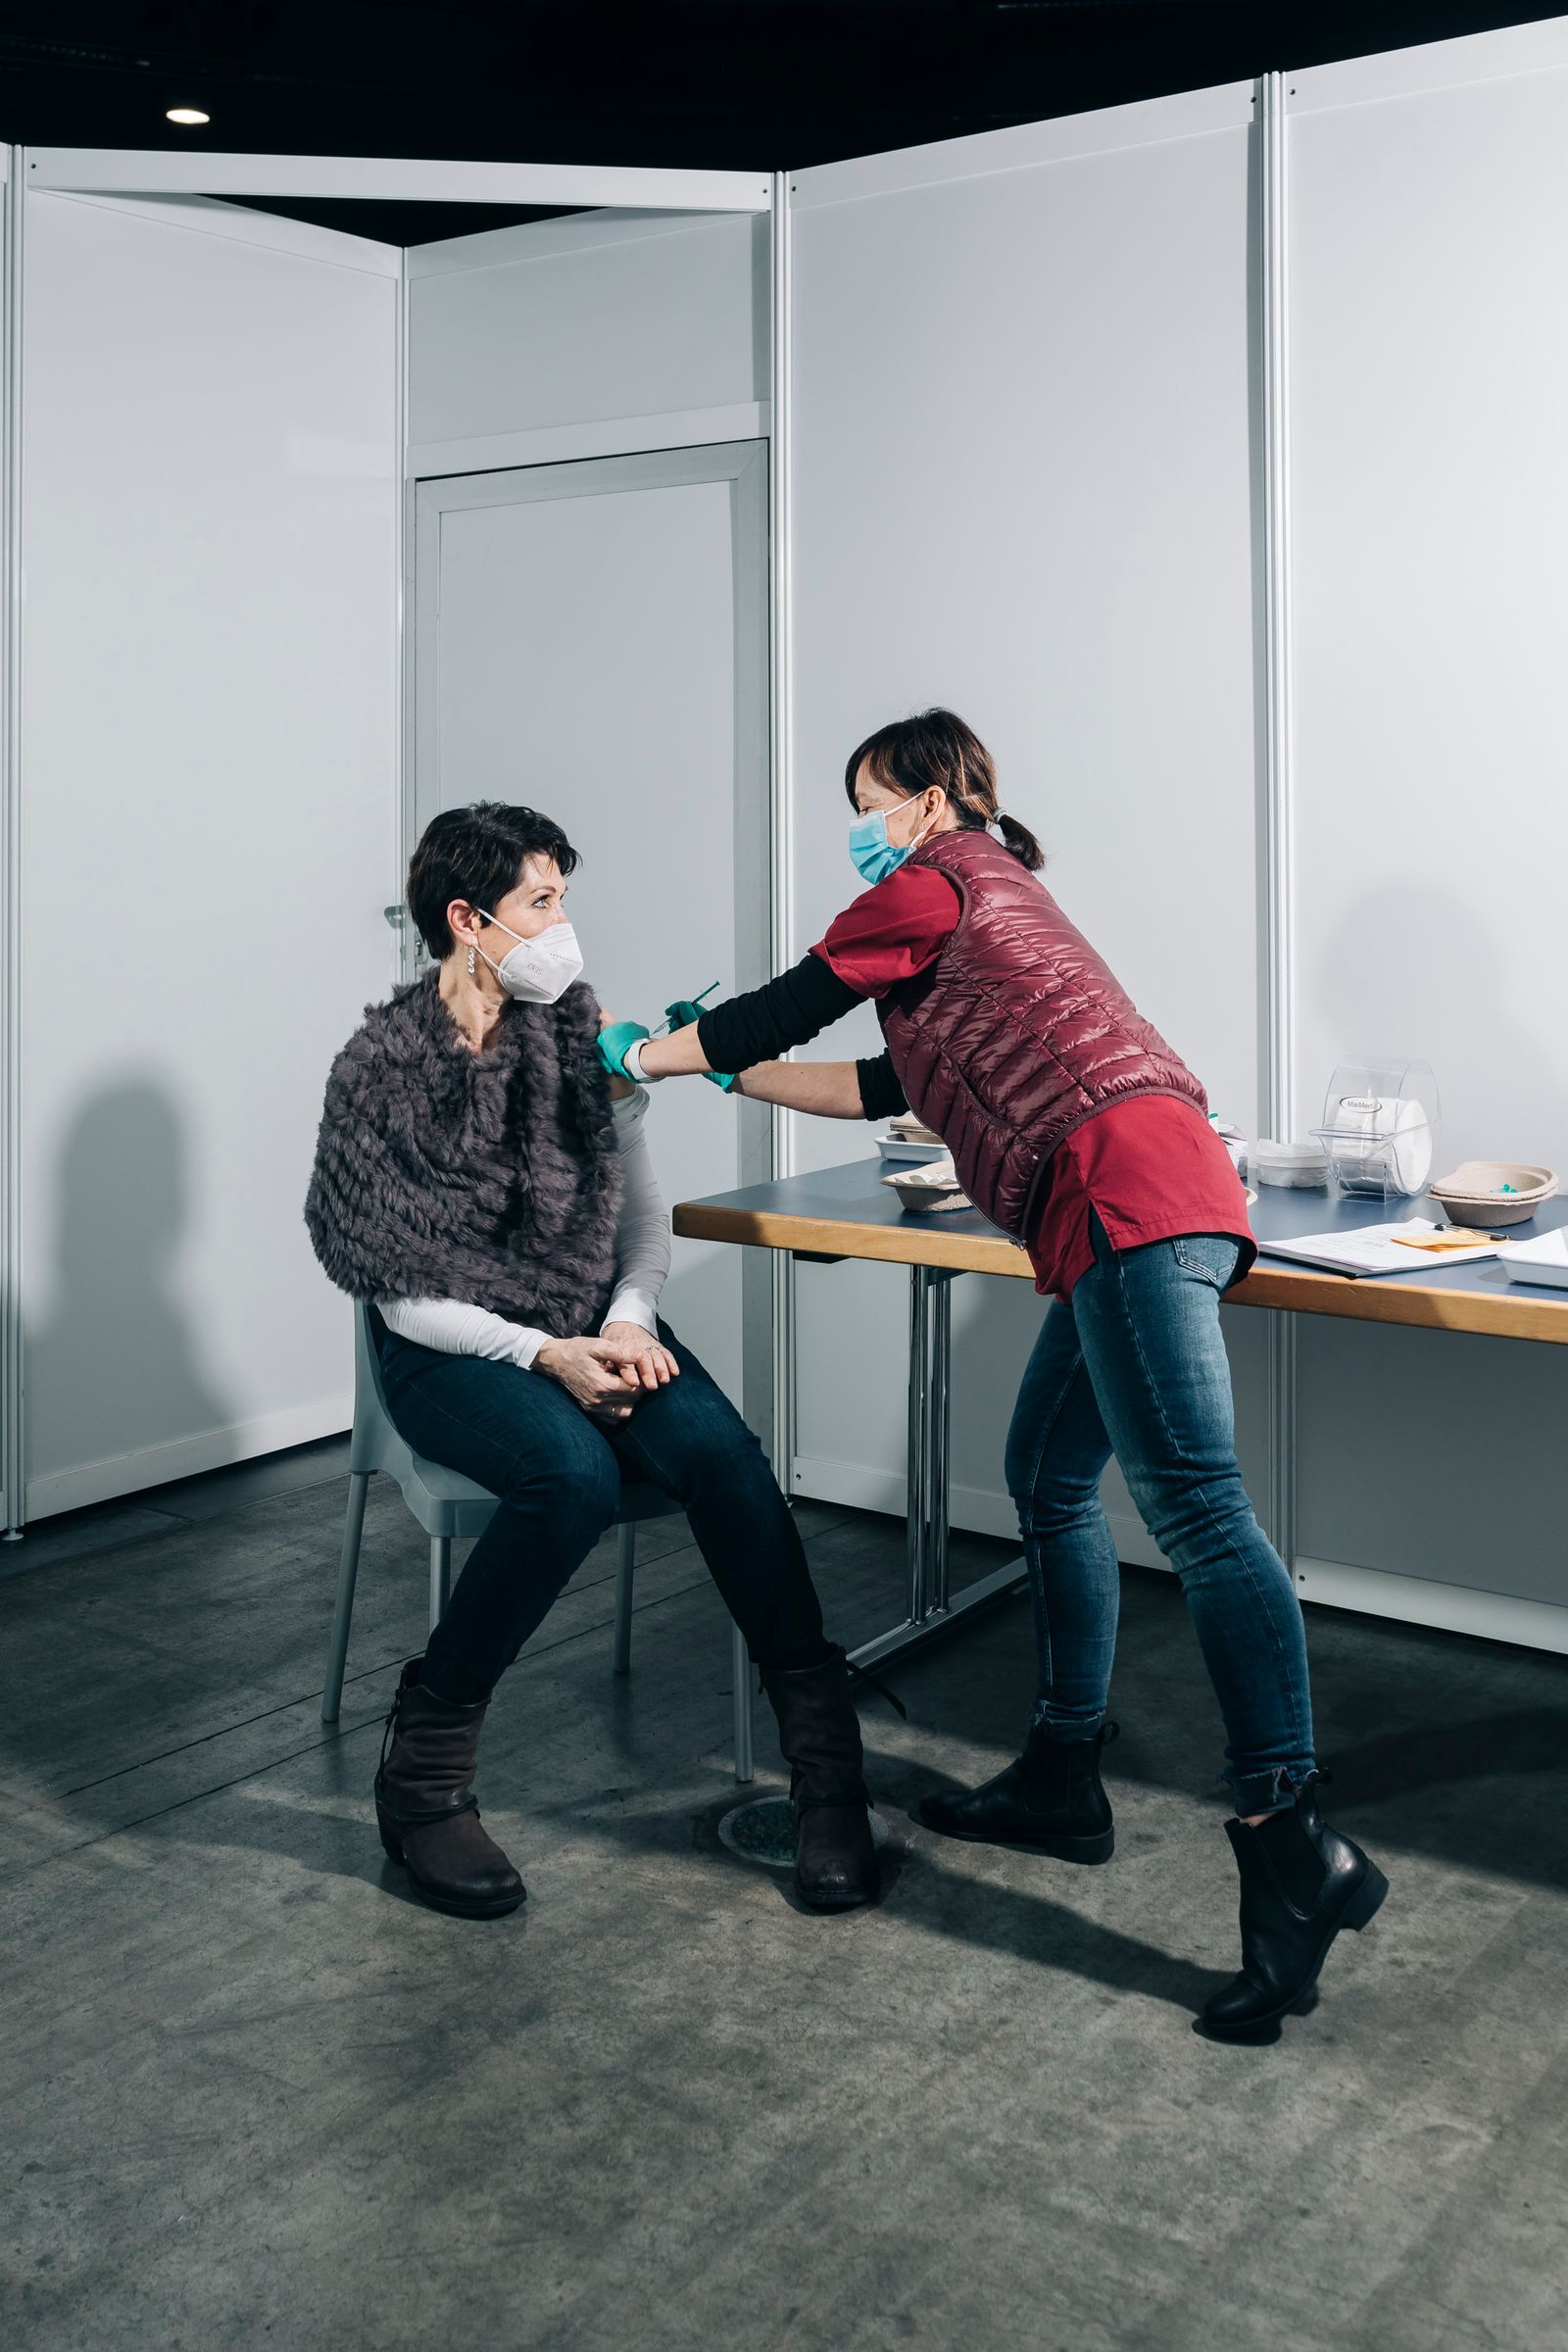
<box><xmin>413</xmin><ymin>444</ymin><xmax>771</xmax><ymax>1414</ymax></box>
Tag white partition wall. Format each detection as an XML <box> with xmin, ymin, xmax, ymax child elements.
<box><xmin>1284</xmin><ymin>22</ymin><xmax>1568</xmax><ymax>1643</ymax></box>
<box><xmin>0</xmin><ymin>163</ymin><xmax>770</xmax><ymax>1536</ymax></box>
<box><xmin>406</xmin><ymin>209</ymin><xmax>768</xmax><ymax>475</ymax></box>
<box><xmin>17</xmin><ymin>190</ymin><xmax>399</xmax><ymax>1516</ymax></box>
<box><xmin>785</xmin><ymin>89</ymin><xmax>1271</xmax><ymax>1556</ymax></box>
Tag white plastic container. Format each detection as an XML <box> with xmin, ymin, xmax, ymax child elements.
<box><xmin>1208</xmin><ymin>1116</ymin><xmax>1250</xmax><ymax>1181</ymax></box>
<box><xmin>876</xmin><ymin>1132</ymin><xmax>950</xmax><ymax>1166</ymax></box>
<box><xmin>1498</xmin><ymin>1228</ymin><xmax>1568</xmax><ymax>1289</ymax></box>
<box><xmin>1252</xmin><ymin>1138</ymin><xmax>1329</xmax><ymax>1190</ymax></box>
<box><xmin>878</xmin><ymin>1113</ymin><xmax>949</xmax><ymax>1165</ymax></box>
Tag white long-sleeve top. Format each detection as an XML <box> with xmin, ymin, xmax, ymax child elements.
<box><xmin>377</xmin><ymin>1088</ymin><xmax>670</xmax><ymax>1371</ymax></box>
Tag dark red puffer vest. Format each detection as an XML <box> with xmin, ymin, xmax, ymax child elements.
<box><xmin>877</xmin><ymin>829</ymin><xmax>1208</xmax><ymax>1239</ymax></box>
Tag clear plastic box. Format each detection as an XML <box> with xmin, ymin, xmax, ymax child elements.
<box><xmin>1313</xmin><ymin>1057</ymin><xmax>1440</xmax><ymax>1201</ymax></box>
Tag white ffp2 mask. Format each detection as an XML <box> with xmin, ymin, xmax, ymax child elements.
<box><xmin>474</xmin><ymin>911</ymin><xmax>585</xmax><ymax>1004</ymax></box>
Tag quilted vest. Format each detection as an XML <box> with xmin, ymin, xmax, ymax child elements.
<box><xmin>876</xmin><ymin>828</ymin><xmax>1208</xmax><ymax>1237</ymax></box>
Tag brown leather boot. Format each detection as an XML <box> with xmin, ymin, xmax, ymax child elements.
<box><xmin>373</xmin><ymin>1659</ymin><xmax>525</xmax><ymax>1919</ymax></box>
<box><xmin>760</xmin><ymin>1646</ymin><xmax>880</xmax><ymax>1911</ymax></box>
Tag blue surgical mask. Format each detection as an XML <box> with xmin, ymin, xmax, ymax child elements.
<box><xmin>848</xmin><ymin>805</ymin><xmax>933</xmax><ymax>886</ymax></box>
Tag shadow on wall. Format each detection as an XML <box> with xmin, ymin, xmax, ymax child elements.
<box><xmin>24</xmin><ymin>1081</ymin><xmax>236</xmax><ymax>1508</ymax></box>
<box><xmin>1307</xmin><ymin>888</ymin><xmax>1568</xmax><ymax>1169</ymax></box>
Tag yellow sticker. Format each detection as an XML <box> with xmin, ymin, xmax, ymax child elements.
<box><xmin>1391</xmin><ymin>1230</ymin><xmax>1489</xmax><ymax>1252</ymax></box>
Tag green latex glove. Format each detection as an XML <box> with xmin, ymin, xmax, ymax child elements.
<box><xmin>663</xmin><ymin>992</ymin><xmax>737</xmax><ymax>1092</ymax></box>
<box><xmin>598</xmin><ymin>1019</ymin><xmax>650</xmax><ymax>1081</ymax></box>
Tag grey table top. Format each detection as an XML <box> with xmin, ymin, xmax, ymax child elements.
<box><xmin>1247</xmin><ymin>1177</ymin><xmax>1568</xmax><ymax>1295</ymax></box>
<box><xmin>673</xmin><ymin>1153</ymin><xmax>1568</xmax><ymax>1317</ymax></box>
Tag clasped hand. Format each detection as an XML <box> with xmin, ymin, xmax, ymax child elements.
<box><xmin>535</xmin><ymin>1323</ymin><xmax>679</xmax><ymax>1422</ymax></box>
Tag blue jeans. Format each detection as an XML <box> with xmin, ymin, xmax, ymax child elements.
<box><xmin>376</xmin><ymin>1316</ymin><xmax>826</xmax><ymax>1705</ymax></box>
<box><xmin>1004</xmin><ymin>1215</ymin><xmax>1316</xmax><ymax>1814</ymax></box>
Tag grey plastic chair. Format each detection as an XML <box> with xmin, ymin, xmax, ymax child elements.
<box><xmin>320</xmin><ymin>1302</ymin><xmax>756</xmax><ymax>1780</ymax></box>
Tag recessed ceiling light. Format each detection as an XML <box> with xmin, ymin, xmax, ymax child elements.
<box><xmin>166</xmin><ymin>107</ymin><xmax>210</xmax><ymax>126</ymax></box>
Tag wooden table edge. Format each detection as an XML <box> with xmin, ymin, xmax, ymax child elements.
<box><xmin>673</xmin><ymin>1200</ymin><xmax>1030</xmax><ymax>1278</ymax></box>
<box><xmin>672</xmin><ymin>1200</ymin><xmax>1568</xmax><ymax>1345</ymax></box>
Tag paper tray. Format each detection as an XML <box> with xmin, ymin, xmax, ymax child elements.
<box><xmin>1498</xmin><ymin>1231</ymin><xmax>1568</xmax><ymax>1291</ymax></box>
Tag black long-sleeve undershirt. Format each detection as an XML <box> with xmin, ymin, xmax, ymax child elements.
<box><xmin>697</xmin><ymin>950</ymin><xmax>856</xmax><ymax>1066</ymax></box>
<box><xmin>855</xmin><ymin>1054</ymin><xmax>909</xmax><ymax>1120</ymax></box>
<box><xmin>695</xmin><ymin>952</ymin><xmax>908</xmax><ymax>1121</ymax></box>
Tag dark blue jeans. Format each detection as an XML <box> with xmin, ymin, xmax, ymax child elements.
<box><xmin>377</xmin><ymin>1317</ymin><xmax>826</xmax><ymax>1705</ymax></box>
<box><xmin>1004</xmin><ymin>1216</ymin><xmax>1316</xmax><ymax>1814</ymax></box>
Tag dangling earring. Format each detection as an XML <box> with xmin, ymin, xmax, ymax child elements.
<box><xmin>466</xmin><ymin>943</ymin><xmax>476</xmax><ymax>976</ymax></box>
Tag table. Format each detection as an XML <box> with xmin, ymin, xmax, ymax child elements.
<box><xmin>674</xmin><ymin>1161</ymin><xmax>1568</xmax><ymax>1687</ymax></box>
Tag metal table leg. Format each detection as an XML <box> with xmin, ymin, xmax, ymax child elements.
<box><xmin>929</xmin><ymin>1272</ymin><xmax>953</xmax><ymax>1615</ymax></box>
<box><xmin>850</xmin><ymin>1264</ymin><xmax>1024</xmax><ymax>1675</ymax></box>
<box><xmin>906</xmin><ymin>1263</ymin><xmax>931</xmax><ymax>1627</ymax></box>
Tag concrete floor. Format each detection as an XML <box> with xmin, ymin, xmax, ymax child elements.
<box><xmin>3</xmin><ymin>1444</ymin><xmax>1567</xmax><ymax>2351</ymax></box>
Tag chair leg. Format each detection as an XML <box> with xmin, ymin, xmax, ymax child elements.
<box><xmin>731</xmin><ymin>1620</ymin><xmax>755</xmax><ymax>1785</ymax></box>
<box><xmin>321</xmin><ymin>1472</ymin><xmax>369</xmax><ymax>1725</ymax></box>
<box><xmin>612</xmin><ymin>1521</ymin><xmax>636</xmax><ymax>1676</ymax></box>
<box><xmin>429</xmin><ymin>1535</ymin><xmax>452</xmax><ymax>1634</ymax></box>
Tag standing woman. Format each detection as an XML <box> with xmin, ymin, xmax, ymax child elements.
<box><xmin>611</xmin><ymin>710</ymin><xmax>1387</xmax><ymax>2038</ymax></box>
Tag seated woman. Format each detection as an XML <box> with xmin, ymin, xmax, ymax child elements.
<box><xmin>305</xmin><ymin>802</ymin><xmax>877</xmax><ymax>1920</ymax></box>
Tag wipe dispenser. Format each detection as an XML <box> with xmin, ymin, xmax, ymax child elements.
<box><xmin>1313</xmin><ymin>1058</ymin><xmax>1440</xmax><ymax>1200</ymax></box>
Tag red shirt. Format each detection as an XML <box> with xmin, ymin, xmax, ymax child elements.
<box><xmin>813</xmin><ymin>865</ymin><xmax>1254</xmax><ymax>1299</ymax></box>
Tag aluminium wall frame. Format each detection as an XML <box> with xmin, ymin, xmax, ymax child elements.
<box><xmin>2</xmin><ymin>150</ymin><xmax>20</xmax><ymax>1540</ymax></box>
<box><xmin>1259</xmin><ymin>72</ymin><xmax>1298</xmax><ymax>1573</ymax></box>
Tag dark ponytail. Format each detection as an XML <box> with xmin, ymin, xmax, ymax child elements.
<box><xmin>843</xmin><ymin>707</ymin><xmax>1045</xmax><ymax>872</ymax></box>
<box><xmin>996</xmin><ymin>811</ymin><xmax>1045</xmax><ymax>871</ymax></box>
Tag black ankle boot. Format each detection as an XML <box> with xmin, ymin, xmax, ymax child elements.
<box><xmin>918</xmin><ymin>1721</ymin><xmax>1116</xmax><ymax>1862</ymax></box>
<box><xmin>760</xmin><ymin>1647</ymin><xmax>880</xmax><ymax>1911</ymax></box>
<box><xmin>1200</xmin><ymin>1782</ymin><xmax>1388</xmax><ymax>2039</ymax></box>
<box><xmin>374</xmin><ymin>1659</ymin><xmax>525</xmax><ymax>1920</ymax></box>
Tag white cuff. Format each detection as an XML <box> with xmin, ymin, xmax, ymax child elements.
<box><xmin>624</xmin><ymin>1037</ymin><xmax>662</xmax><ymax>1084</ymax></box>
<box><xmin>602</xmin><ymin>1287</ymin><xmax>660</xmax><ymax>1338</ymax></box>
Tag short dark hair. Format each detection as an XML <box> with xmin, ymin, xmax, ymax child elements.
<box><xmin>406</xmin><ymin>802</ymin><xmax>581</xmax><ymax>960</ymax></box>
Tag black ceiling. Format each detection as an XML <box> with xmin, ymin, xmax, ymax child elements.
<box><xmin>3</xmin><ymin>2</ymin><xmax>1565</xmax><ymax>247</ymax></box>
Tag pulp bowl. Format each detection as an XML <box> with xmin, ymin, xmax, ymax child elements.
<box><xmin>1427</xmin><ymin>1162</ymin><xmax>1556</xmax><ymax>1227</ymax></box>
<box><xmin>881</xmin><ymin>1161</ymin><xmax>969</xmax><ymax>1214</ymax></box>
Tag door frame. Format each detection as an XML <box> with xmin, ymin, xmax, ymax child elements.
<box><xmin>409</xmin><ymin>442</ymin><xmax>768</xmax><ymax>959</ymax></box>
<box><xmin>407</xmin><ymin>441</ymin><xmax>777</xmax><ymax>1438</ymax></box>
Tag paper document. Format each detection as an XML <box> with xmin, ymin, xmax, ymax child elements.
<box><xmin>1255</xmin><ymin>1219</ymin><xmax>1502</xmax><ymax>1278</ymax></box>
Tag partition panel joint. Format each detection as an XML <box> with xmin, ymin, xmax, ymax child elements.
<box><xmin>767</xmin><ymin>167</ymin><xmax>797</xmax><ymax>1494</ymax></box>
<box><xmin>1</xmin><ymin>146</ymin><xmax>25</xmax><ymax>1538</ymax></box>
<box><xmin>1259</xmin><ymin>73</ymin><xmax>1299</xmax><ymax>1577</ymax></box>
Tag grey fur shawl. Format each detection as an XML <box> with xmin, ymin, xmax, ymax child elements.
<box><xmin>304</xmin><ymin>968</ymin><xmax>623</xmax><ymax>1338</ymax></box>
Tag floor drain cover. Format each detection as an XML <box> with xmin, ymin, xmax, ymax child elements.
<box><xmin>716</xmin><ymin>1795</ymin><xmax>891</xmax><ymax>1872</ymax></box>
